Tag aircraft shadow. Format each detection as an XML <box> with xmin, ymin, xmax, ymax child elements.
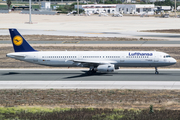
<box><xmin>63</xmin><ymin>73</ymin><xmax>176</xmax><ymax>79</ymax></box>
<box><xmin>63</xmin><ymin>72</ymin><xmax>111</xmax><ymax>79</ymax></box>
<box><xmin>1</xmin><ymin>72</ymin><xmax>174</xmax><ymax>76</ymax></box>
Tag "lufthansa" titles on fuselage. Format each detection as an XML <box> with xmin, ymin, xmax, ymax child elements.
<box><xmin>129</xmin><ymin>52</ymin><xmax>153</xmax><ymax>56</ymax></box>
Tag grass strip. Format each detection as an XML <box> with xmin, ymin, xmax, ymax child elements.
<box><xmin>0</xmin><ymin>107</ymin><xmax>180</xmax><ymax>120</ymax></box>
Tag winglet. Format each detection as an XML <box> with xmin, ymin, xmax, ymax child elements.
<box><xmin>9</xmin><ymin>29</ymin><xmax>36</xmax><ymax>52</ymax></box>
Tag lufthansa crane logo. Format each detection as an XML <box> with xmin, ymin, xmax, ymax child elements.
<box><xmin>13</xmin><ymin>36</ymin><xmax>23</xmax><ymax>46</ymax></box>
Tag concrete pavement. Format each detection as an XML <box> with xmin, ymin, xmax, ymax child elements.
<box><xmin>0</xmin><ymin>69</ymin><xmax>180</xmax><ymax>89</ymax></box>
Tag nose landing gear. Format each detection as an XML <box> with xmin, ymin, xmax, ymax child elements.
<box><xmin>155</xmin><ymin>67</ymin><xmax>159</xmax><ymax>74</ymax></box>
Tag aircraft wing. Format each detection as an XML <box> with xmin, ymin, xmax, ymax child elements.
<box><xmin>69</xmin><ymin>60</ymin><xmax>117</xmax><ymax>66</ymax></box>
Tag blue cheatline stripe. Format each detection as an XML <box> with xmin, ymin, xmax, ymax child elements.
<box><xmin>9</xmin><ymin>29</ymin><xmax>37</xmax><ymax>52</ymax></box>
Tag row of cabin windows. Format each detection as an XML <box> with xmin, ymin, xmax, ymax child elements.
<box><xmin>42</xmin><ymin>56</ymin><xmax>121</xmax><ymax>59</ymax></box>
<box><xmin>42</xmin><ymin>56</ymin><xmax>77</xmax><ymax>58</ymax></box>
<box><xmin>126</xmin><ymin>56</ymin><xmax>149</xmax><ymax>58</ymax></box>
<box><xmin>42</xmin><ymin>56</ymin><xmax>150</xmax><ymax>59</ymax></box>
<box><xmin>83</xmin><ymin>56</ymin><xmax>100</xmax><ymax>58</ymax></box>
<box><xmin>83</xmin><ymin>56</ymin><xmax>120</xmax><ymax>58</ymax></box>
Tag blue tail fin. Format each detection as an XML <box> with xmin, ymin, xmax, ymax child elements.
<box><xmin>9</xmin><ymin>29</ymin><xmax>36</xmax><ymax>52</ymax></box>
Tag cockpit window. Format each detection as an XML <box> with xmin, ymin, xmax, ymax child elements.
<box><xmin>163</xmin><ymin>55</ymin><xmax>171</xmax><ymax>58</ymax></box>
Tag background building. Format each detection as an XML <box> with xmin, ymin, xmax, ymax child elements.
<box><xmin>75</xmin><ymin>4</ymin><xmax>155</xmax><ymax>15</ymax></box>
<box><xmin>41</xmin><ymin>1</ymin><xmax>51</xmax><ymax>11</ymax></box>
<box><xmin>116</xmin><ymin>4</ymin><xmax>154</xmax><ymax>15</ymax></box>
<box><xmin>75</xmin><ymin>4</ymin><xmax>116</xmax><ymax>14</ymax></box>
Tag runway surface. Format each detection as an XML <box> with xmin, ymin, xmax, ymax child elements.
<box><xmin>1</xmin><ymin>40</ymin><xmax>180</xmax><ymax>45</ymax></box>
<box><xmin>0</xmin><ymin>69</ymin><xmax>180</xmax><ymax>89</ymax></box>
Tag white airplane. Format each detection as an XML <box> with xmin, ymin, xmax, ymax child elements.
<box><xmin>7</xmin><ymin>29</ymin><xmax>176</xmax><ymax>74</ymax></box>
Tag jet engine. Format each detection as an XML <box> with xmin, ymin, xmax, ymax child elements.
<box><xmin>96</xmin><ymin>64</ymin><xmax>114</xmax><ymax>72</ymax></box>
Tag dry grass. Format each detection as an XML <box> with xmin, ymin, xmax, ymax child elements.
<box><xmin>0</xmin><ymin>35</ymin><xmax>162</xmax><ymax>41</ymax></box>
<box><xmin>141</xmin><ymin>29</ymin><xmax>180</xmax><ymax>34</ymax></box>
<box><xmin>1</xmin><ymin>89</ymin><xmax>180</xmax><ymax>110</ymax></box>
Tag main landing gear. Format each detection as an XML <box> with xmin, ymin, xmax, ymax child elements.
<box><xmin>86</xmin><ymin>68</ymin><xmax>97</xmax><ymax>75</ymax></box>
<box><xmin>155</xmin><ymin>67</ymin><xmax>159</xmax><ymax>74</ymax></box>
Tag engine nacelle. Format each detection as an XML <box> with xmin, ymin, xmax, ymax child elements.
<box><xmin>96</xmin><ymin>64</ymin><xmax>115</xmax><ymax>72</ymax></box>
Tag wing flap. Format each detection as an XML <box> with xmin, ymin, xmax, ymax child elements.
<box><xmin>69</xmin><ymin>60</ymin><xmax>117</xmax><ymax>64</ymax></box>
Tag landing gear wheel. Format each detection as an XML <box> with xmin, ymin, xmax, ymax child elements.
<box><xmin>155</xmin><ymin>67</ymin><xmax>159</xmax><ymax>74</ymax></box>
<box><xmin>91</xmin><ymin>68</ymin><xmax>96</xmax><ymax>73</ymax></box>
<box><xmin>155</xmin><ymin>71</ymin><xmax>159</xmax><ymax>74</ymax></box>
<box><xmin>86</xmin><ymin>68</ymin><xmax>96</xmax><ymax>75</ymax></box>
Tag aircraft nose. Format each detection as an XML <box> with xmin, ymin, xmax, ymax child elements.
<box><xmin>171</xmin><ymin>58</ymin><xmax>177</xmax><ymax>64</ymax></box>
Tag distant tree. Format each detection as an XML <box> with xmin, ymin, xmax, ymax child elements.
<box><xmin>6</xmin><ymin>0</ymin><xmax>11</xmax><ymax>10</ymax></box>
<box><xmin>154</xmin><ymin>0</ymin><xmax>174</xmax><ymax>7</ymax></box>
<box><xmin>104</xmin><ymin>0</ymin><xmax>122</xmax><ymax>4</ymax></box>
<box><xmin>99</xmin><ymin>0</ymin><xmax>104</xmax><ymax>4</ymax></box>
<box><xmin>117</xmin><ymin>0</ymin><xmax>122</xmax><ymax>4</ymax></box>
<box><xmin>56</xmin><ymin>3</ymin><xmax>84</xmax><ymax>14</ymax></box>
<box><xmin>105</xmin><ymin>0</ymin><xmax>113</xmax><ymax>4</ymax></box>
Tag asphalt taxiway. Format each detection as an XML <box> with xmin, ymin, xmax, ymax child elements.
<box><xmin>0</xmin><ymin>69</ymin><xmax>180</xmax><ymax>89</ymax></box>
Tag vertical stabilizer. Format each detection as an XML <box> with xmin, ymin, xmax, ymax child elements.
<box><xmin>9</xmin><ymin>29</ymin><xmax>36</xmax><ymax>52</ymax></box>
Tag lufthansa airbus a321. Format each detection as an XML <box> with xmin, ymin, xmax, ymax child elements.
<box><xmin>6</xmin><ymin>29</ymin><xmax>176</xmax><ymax>74</ymax></box>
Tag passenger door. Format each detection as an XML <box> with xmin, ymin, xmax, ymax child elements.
<box><xmin>120</xmin><ymin>56</ymin><xmax>125</xmax><ymax>62</ymax></box>
<box><xmin>33</xmin><ymin>53</ymin><xmax>38</xmax><ymax>63</ymax></box>
<box><xmin>154</xmin><ymin>53</ymin><xmax>159</xmax><ymax>62</ymax></box>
